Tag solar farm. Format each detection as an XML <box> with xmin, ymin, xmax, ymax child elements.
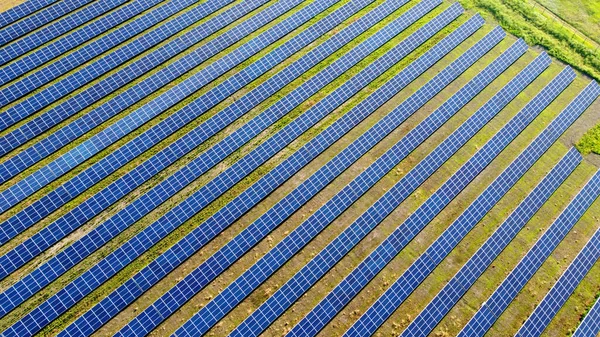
<box><xmin>0</xmin><ymin>0</ymin><xmax>599</xmax><ymax>336</ymax></box>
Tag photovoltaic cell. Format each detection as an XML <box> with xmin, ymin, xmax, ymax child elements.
<box><xmin>0</xmin><ymin>0</ymin><xmax>95</xmax><ymax>46</ymax></box>
<box><xmin>0</xmin><ymin>1</ymin><xmax>431</xmax><ymax>334</ymax></box>
<box><xmin>0</xmin><ymin>0</ymin><xmax>158</xmax><ymax>71</ymax></box>
<box><xmin>0</xmin><ymin>0</ymin><xmax>320</xmax><ymax>214</ymax></box>
<box><xmin>0</xmin><ymin>0</ymin><xmax>414</xmax><ymax>289</ymax></box>
<box><xmin>0</xmin><ymin>0</ymin><xmax>263</xmax><ymax>150</ymax></box>
<box><xmin>574</xmin><ymin>296</ymin><xmax>600</xmax><ymax>337</ymax></box>
<box><xmin>0</xmin><ymin>0</ymin><xmax>59</xmax><ymax>29</ymax></box>
<box><xmin>229</xmin><ymin>27</ymin><xmax>516</xmax><ymax>337</ymax></box>
<box><xmin>0</xmin><ymin>0</ymin><xmax>204</xmax><ymax>84</ymax></box>
<box><xmin>286</xmin><ymin>52</ymin><xmax>551</xmax><ymax>337</ymax></box>
<box><xmin>117</xmin><ymin>11</ymin><xmax>482</xmax><ymax>337</ymax></box>
<box><xmin>457</xmin><ymin>93</ymin><xmax>600</xmax><ymax>334</ymax></box>
<box><xmin>374</xmin><ymin>148</ymin><xmax>581</xmax><ymax>337</ymax></box>
<box><xmin>348</xmin><ymin>68</ymin><xmax>576</xmax><ymax>337</ymax></box>
<box><xmin>0</xmin><ymin>0</ymin><xmax>238</xmax><ymax>141</ymax></box>
<box><xmin>515</xmin><ymin>228</ymin><xmax>600</xmax><ymax>337</ymax></box>
<box><xmin>0</xmin><ymin>0</ymin><xmax>388</xmax><ymax>310</ymax></box>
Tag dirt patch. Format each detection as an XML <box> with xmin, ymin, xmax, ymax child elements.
<box><xmin>0</xmin><ymin>0</ymin><xmax>25</xmax><ymax>13</ymax></box>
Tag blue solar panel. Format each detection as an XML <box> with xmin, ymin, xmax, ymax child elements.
<box><xmin>0</xmin><ymin>0</ymin><xmax>390</xmax><ymax>303</ymax></box>
<box><xmin>348</xmin><ymin>68</ymin><xmax>576</xmax><ymax>337</ymax></box>
<box><xmin>0</xmin><ymin>1</ymin><xmax>442</xmax><ymax>335</ymax></box>
<box><xmin>379</xmin><ymin>148</ymin><xmax>581</xmax><ymax>337</ymax></box>
<box><xmin>116</xmin><ymin>12</ymin><xmax>486</xmax><ymax>337</ymax></box>
<box><xmin>0</xmin><ymin>0</ymin><xmax>94</xmax><ymax>46</ymax></box>
<box><xmin>457</xmin><ymin>86</ymin><xmax>600</xmax><ymax>334</ymax></box>
<box><xmin>0</xmin><ymin>0</ymin><xmax>413</xmax><ymax>288</ymax></box>
<box><xmin>0</xmin><ymin>0</ymin><xmax>260</xmax><ymax>151</ymax></box>
<box><xmin>574</xmin><ymin>296</ymin><xmax>600</xmax><ymax>337</ymax></box>
<box><xmin>229</xmin><ymin>27</ymin><xmax>525</xmax><ymax>337</ymax></box>
<box><xmin>52</xmin><ymin>5</ymin><xmax>461</xmax><ymax>337</ymax></box>
<box><xmin>0</xmin><ymin>0</ymin><xmax>58</xmax><ymax>29</ymax></box>
<box><xmin>0</xmin><ymin>0</ymin><xmax>158</xmax><ymax>72</ymax></box>
<box><xmin>285</xmin><ymin>52</ymin><xmax>551</xmax><ymax>337</ymax></box>
<box><xmin>0</xmin><ymin>0</ymin><xmax>322</xmax><ymax>214</ymax></box>
<box><xmin>0</xmin><ymin>0</ymin><xmax>205</xmax><ymax>86</ymax></box>
<box><xmin>515</xmin><ymin>228</ymin><xmax>600</xmax><ymax>337</ymax></box>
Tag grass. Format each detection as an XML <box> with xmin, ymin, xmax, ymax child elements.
<box><xmin>535</xmin><ymin>0</ymin><xmax>600</xmax><ymax>46</ymax></box>
<box><xmin>448</xmin><ymin>0</ymin><xmax>600</xmax><ymax>157</ymax></box>
<box><xmin>0</xmin><ymin>0</ymin><xmax>598</xmax><ymax>337</ymax></box>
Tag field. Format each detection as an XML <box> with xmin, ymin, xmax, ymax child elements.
<box><xmin>535</xmin><ymin>0</ymin><xmax>600</xmax><ymax>45</ymax></box>
<box><xmin>0</xmin><ymin>0</ymin><xmax>599</xmax><ymax>336</ymax></box>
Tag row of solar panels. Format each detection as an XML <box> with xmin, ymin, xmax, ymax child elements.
<box><xmin>0</xmin><ymin>0</ymin><xmax>599</xmax><ymax>336</ymax></box>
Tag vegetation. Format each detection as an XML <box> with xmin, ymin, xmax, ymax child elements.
<box><xmin>452</xmin><ymin>0</ymin><xmax>600</xmax><ymax>155</ymax></box>
<box><xmin>576</xmin><ymin>124</ymin><xmax>600</xmax><ymax>154</ymax></box>
<box><xmin>535</xmin><ymin>0</ymin><xmax>600</xmax><ymax>45</ymax></box>
<box><xmin>456</xmin><ymin>0</ymin><xmax>600</xmax><ymax>81</ymax></box>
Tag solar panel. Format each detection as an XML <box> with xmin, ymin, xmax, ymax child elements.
<box><xmin>574</xmin><ymin>296</ymin><xmax>600</xmax><ymax>337</ymax></box>
<box><xmin>515</xmin><ymin>228</ymin><xmax>600</xmax><ymax>337</ymax></box>
<box><xmin>0</xmin><ymin>0</ymin><xmax>95</xmax><ymax>46</ymax></box>
<box><xmin>286</xmin><ymin>52</ymin><xmax>551</xmax><ymax>337</ymax></box>
<box><xmin>0</xmin><ymin>0</ymin><xmax>209</xmax><ymax>85</ymax></box>
<box><xmin>457</xmin><ymin>89</ymin><xmax>600</xmax><ymax>334</ymax></box>
<box><xmin>372</xmin><ymin>148</ymin><xmax>582</xmax><ymax>337</ymax></box>
<box><xmin>0</xmin><ymin>0</ymin><xmax>388</xmax><ymax>299</ymax></box>
<box><xmin>0</xmin><ymin>0</ymin><xmax>59</xmax><ymax>29</ymax></box>
<box><xmin>0</xmin><ymin>2</ymin><xmax>442</xmax><ymax>335</ymax></box>
<box><xmin>0</xmin><ymin>0</ymin><xmax>262</xmax><ymax>147</ymax></box>
<box><xmin>0</xmin><ymin>0</ymin><xmax>325</xmax><ymax>214</ymax></box>
<box><xmin>347</xmin><ymin>67</ymin><xmax>576</xmax><ymax>337</ymax></box>
<box><xmin>113</xmin><ymin>11</ymin><xmax>486</xmax><ymax>337</ymax></box>
<box><xmin>228</xmin><ymin>27</ymin><xmax>522</xmax><ymax>337</ymax></box>
<box><xmin>0</xmin><ymin>0</ymin><xmax>158</xmax><ymax>71</ymax></box>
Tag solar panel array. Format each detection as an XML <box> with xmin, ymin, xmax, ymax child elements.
<box><xmin>11</xmin><ymin>4</ymin><xmax>462</xmax><ymax>336</ymax></box>
<box><xmin>515</xmin><ymin>226</ymin><xmax>600</xmax><ymax>337</ymax></box>
<box><xmin>0</xmin><ymin>0</ymin><xmax>132</xmax><ymax>69</ymax></box>
<box><xmin>398</xmin><ymin>83</ymin><xmax>600</xmax><ymax>337</ymax></box>
<box><xmin>132</xmin><ymin>14</ymin><xmax>487</xmax><ymax>337</ymax></box>
<box><xmin>375</xmin><ymin>148</ymin><xmax>582</xmax><ymax>337</ymax></box>
<box><xmin>0</xmin><ymin>0</ymin><xmax>58</xmax><ymax>28</ymax></box>
<box><xmin>0</xmin><ymin>0</ymin><xmax>320</xmax><ymax>214</ymax></box>
<box><xmin>459</xmin><ymin>128</ymin><xmax>600</xmax><ymax>335</ymax></box>
<box><xmin>0</xmin><ymin>0</ymin><xmax>95</xmax><ymax>46</ymax></box>
<box><xmin>344</xmin><ymin>67</ymin><xmax>577</xmax><ymax>337</ymax></box>
<box><xmin>0</xmin><ymin>0</ymin><xmax>385</xmax><ymax>284</ymax></box>
<box><xmin>0</xmin><ymin>0</ymin><xmax>237</xmax><ymax>138</ymax></box>
<box><xmin>574</xmin><ymin>296</ymin><xmax>600</xmax><ymax>336</ymax></box>
<box><xmin>0</xmin><ymin>0</ymin><xmax>599</xmax><ymax>336</ymax></box>
<box><xmin>0</xmin><ymin>0</ymin><xmax>195</xmax><ymax>85</ymax></box>
<box><xmin>285</xmin><ymin>51</ymin><xmax>551</xmax><ymax>337</ymax></box>
<box><xmin>228</xmin><ymin>26</ymin><xmax>517</xmax><ymax>337</ymax></box>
